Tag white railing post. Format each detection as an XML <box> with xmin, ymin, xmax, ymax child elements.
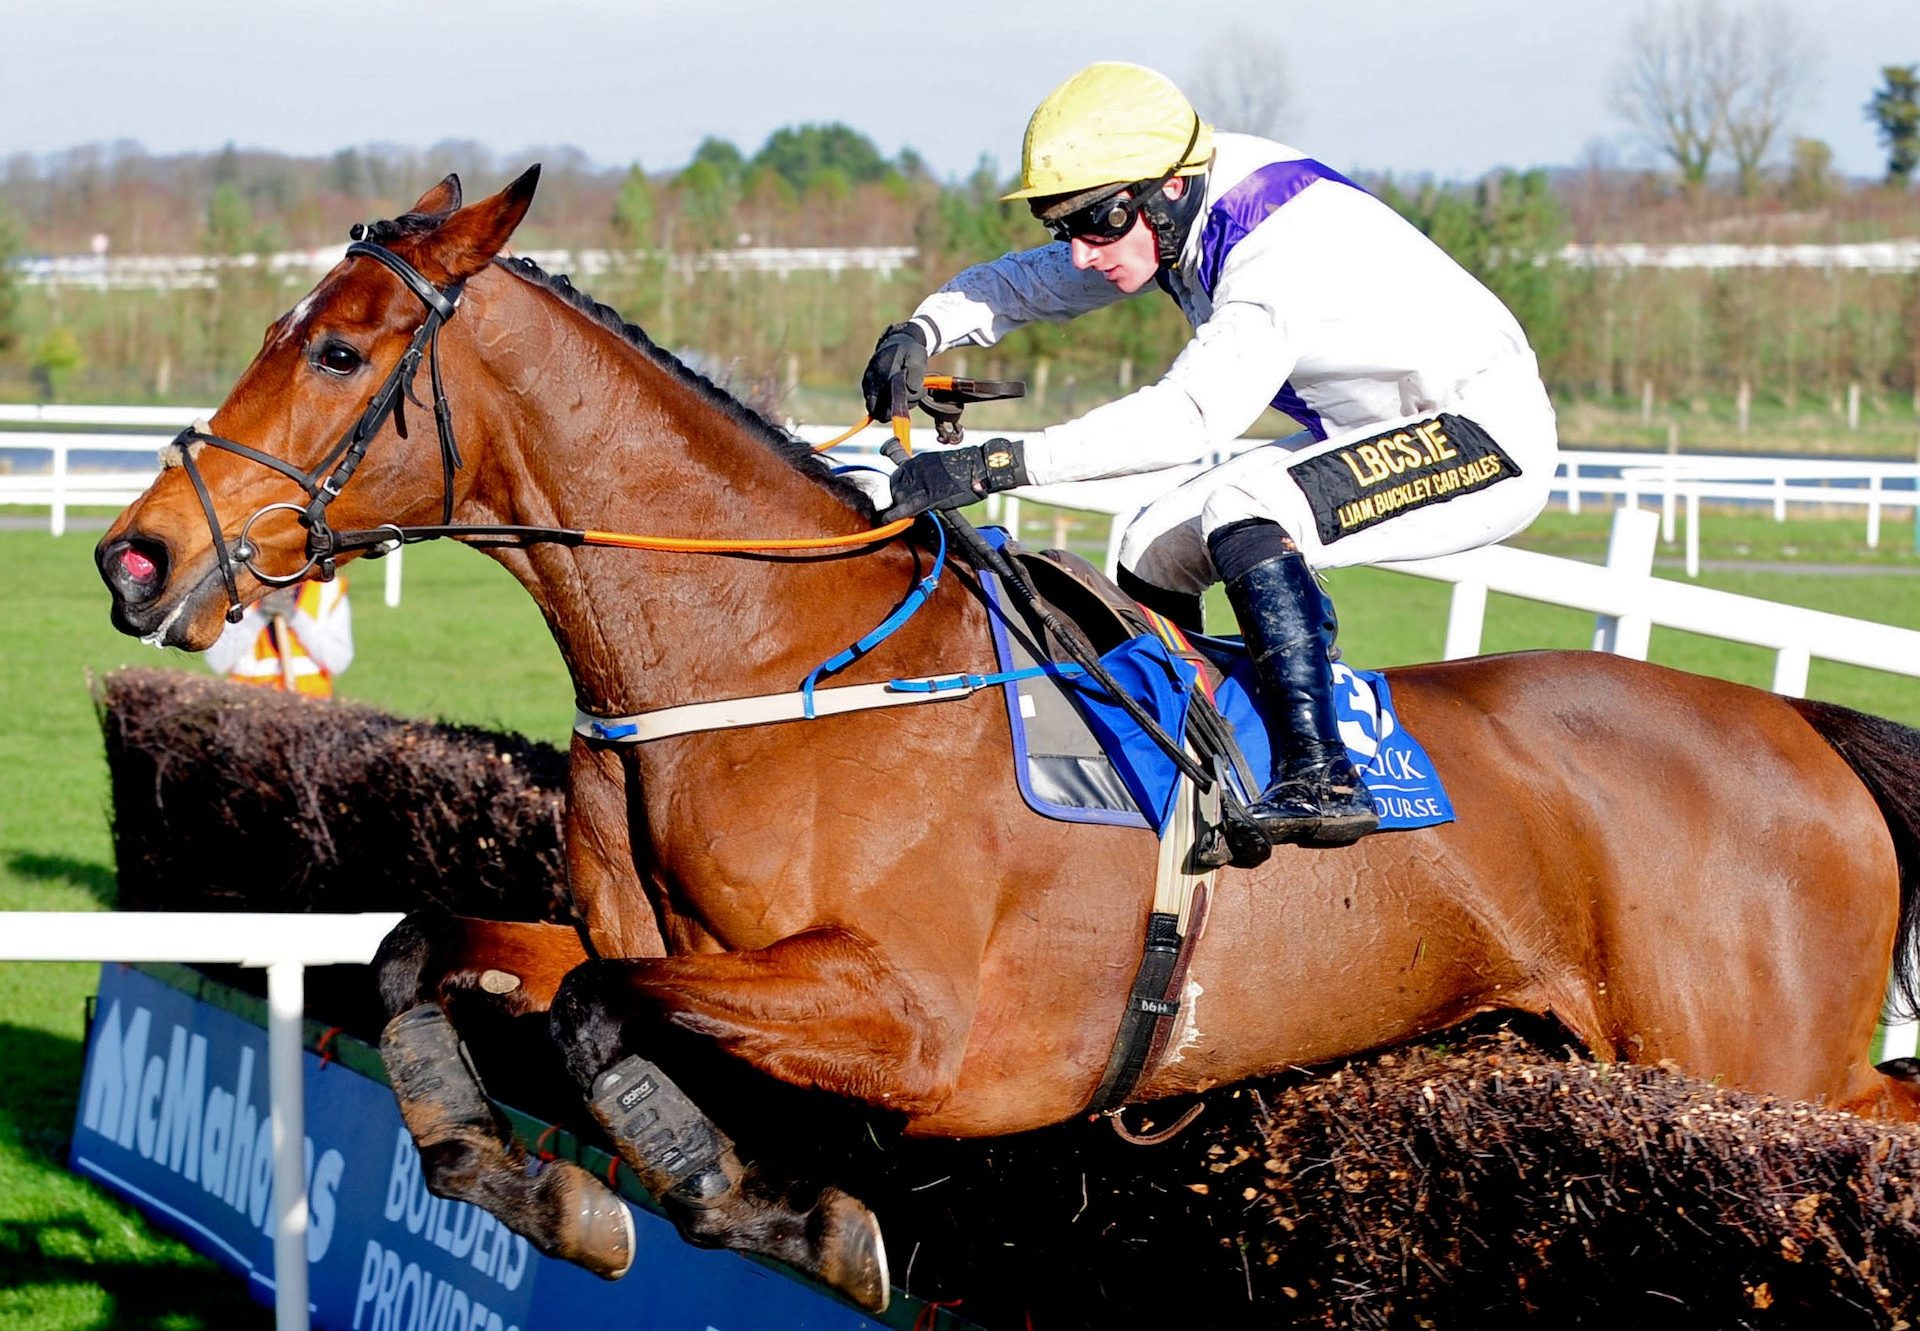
<box><xmin>1442</xmin><ymin>581</ymin><xmax>1488</xmax><ymax>659</ymax></box>
<box><xmin>267</xmin><ymin>961</ymin><xmax>311</xmax><ymax>1331</ymax></box>
<box><xmin>1771</xmin><ymin>645</ymin><xmax>1812</xmax><ymax>697</ymax></box>
<box><xmin>51</xmin><ymin>441</ymin><xmax>69</xmax><ymax>537</ymax></box>
<box><xmin>1867</xmin><ymin>474</ymin><xmax>1883</xmax><ymax>549</ymax></box>
<box><xmin>1685</xmin><ymin>490</ymin><xmax>1700</xmax><ymax>578</ymax></box>
<box><xmin>383</xmin><ymin>547</ymin><xmax>403</xmax><ymax>609</ymax></box>
<box><xmin>1661</xmin><ymin>465</ymin><xmax>1677</xmax><ymax>543</ymax></box>
<box><xmin>0</xmin><ymin>910</ymin><xmax>403</xmax><ymax>1331</ymax></box>
<box><xmin>1564</xmin><ymin>461</ymin><xmax>1581</xmax><ymax>516</ymax></box>
<box><xmin>1593</xmin><ymin>506</ymin><xmax>1659</xmax><ymax>658</ymax></box>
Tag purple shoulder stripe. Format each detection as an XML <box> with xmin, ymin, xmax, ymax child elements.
<box><xmin>1193</xmin><ymin>158</ymin><xmax>1363</xmax><ymax>299</ymax></box>
<box><xmin>1188</xmin><ymin>158</ymin><xmax>1362</xmax><ymax>435</ymax></box>
<box><xmin>1271</xmin><ymin>380</ymin><xmax>1328</xmax><ymax>441</ymax></box>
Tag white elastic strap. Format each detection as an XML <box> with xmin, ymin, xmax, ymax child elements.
<box><xmin>576</xmin><ymin>675</ymin><xmax>981</xmax><ymax>744</ymax></box>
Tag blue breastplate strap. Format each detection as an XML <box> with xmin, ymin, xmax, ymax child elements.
<box><xmin>886</xmin><ymin>662</ymin><xmax>1087</xmax><ymax>693</ymax></box>
<box><xmin>800</xmin><ymin>515</ymin><xmax>949</xmax><ymax>718</ymax></box>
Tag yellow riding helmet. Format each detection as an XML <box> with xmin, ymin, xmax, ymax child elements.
<box><xmin>1003</xmin><ymin>62</ymin><xmax>1215</xmax><ymax>203</ymax></box>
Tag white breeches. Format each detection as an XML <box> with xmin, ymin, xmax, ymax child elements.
<box><xmin>1116</xmin><ymin>362</ymin><xmax>1558</xmax><ymax>593</ymax></box>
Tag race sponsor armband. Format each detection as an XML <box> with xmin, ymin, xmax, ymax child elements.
<box><xmin>1286</xmin><ymin>413</ymin><xmax>1520</xmax><ymax>545</ymax></box>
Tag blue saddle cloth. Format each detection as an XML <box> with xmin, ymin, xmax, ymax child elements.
<box><xmin>978</xmin><ymin>571</ymin><xmax>1455</xmax><ymax>837</ymax></box>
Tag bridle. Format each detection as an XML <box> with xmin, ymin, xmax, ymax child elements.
<box><xmin>168</xmin><ymin>232</ymin><xmax>466</xmax><ymax>624</ymax></box>
<box><xmin>158</xmin><ymin>215</ymin><xmax>1224</xmax><ymax>889</ymax></box>
<box><xmin>167</xmin><ymin>233</ymin><xmax>921</xmax><ymax>628</ymax></box>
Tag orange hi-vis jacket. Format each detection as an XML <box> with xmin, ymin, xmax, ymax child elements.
<box><xmin>203</xmin><ymin>577</ymin><xmax>355</xmax><ymax>697</ymax></box>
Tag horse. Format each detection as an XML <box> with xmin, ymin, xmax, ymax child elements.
<box><xmin>96</xmin><ymin>167</ymin><xmax>1920</xmax><ymax>1312</ymax></box>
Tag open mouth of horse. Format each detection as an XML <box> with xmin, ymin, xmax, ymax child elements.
<box><xmin>97</xmin><ymin>535</ymin><xmax>230</xmax><ymax>647</ymax></box>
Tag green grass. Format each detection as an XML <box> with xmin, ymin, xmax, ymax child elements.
<box><xmin>3</xmin><ymin>507</ymin><xmax>1920</xmax><ymax>1324</ymax></box>
<box><xmin>1556</xmin><ymin>392</ymin><xmax>1920</xmax><ymax>459</ymax></box>
<box><xmin>0</xmin><ymin>533</ymin><xmax>566</xmax><ymax>1329</ymax></box>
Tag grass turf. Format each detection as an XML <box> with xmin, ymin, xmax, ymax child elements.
<box><xmin>1</xmin><ymin>507</ymin><xmax>1918</xmax><ymax>1325</ymax></box>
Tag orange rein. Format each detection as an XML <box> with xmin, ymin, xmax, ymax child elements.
<box><xmin>576</xmin><ymin>396</ymin><xmax>922</xmax><ymax>555</ymax></box>
<box><xmin>809</xmin><ymin>373</ymin><xmax>954</xmax><ymax>454</ymax></box>
<box><xmin>579</xmin><ymin>519</ymin><xmax>913</xmax><ymax>554</ymax></box>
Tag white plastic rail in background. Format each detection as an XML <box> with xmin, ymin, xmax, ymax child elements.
<box><xmin>0</xmin><ymin>911</ymin><xmax>405</xmax><ymax>1331</ymax></box>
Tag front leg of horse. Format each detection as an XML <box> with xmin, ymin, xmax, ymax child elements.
<box><xmin>550</xmin><ymin>926</ymin><xmax>949</xmax><ymax>1313</ymax></box>
<box><xmin>373</xmin><ymin>911</ymin><xmax>637</xmax><ymax>1280</ymax></box>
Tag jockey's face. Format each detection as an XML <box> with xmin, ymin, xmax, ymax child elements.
<box><xmin>1065</xmin><ymin>177</ymin><xmax>1186</xmax><ymax>295</ymax></box>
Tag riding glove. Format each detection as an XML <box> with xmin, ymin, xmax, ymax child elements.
<box><xmin>860</xmin><ymin>322</ymin><xmax>930</xmax><ymax>422</ymax></box>
<box><xmin>878</xmin><ymin>439</ymin><xmax>1029</xmax><ymax>523</ymax></box>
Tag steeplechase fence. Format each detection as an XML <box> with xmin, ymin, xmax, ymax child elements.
<box><xmin>10</xmin><ymin>407</ymin><xmax>1920</xmax><ymax>1324</ymax></box>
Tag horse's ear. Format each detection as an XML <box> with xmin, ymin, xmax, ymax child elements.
<box><xmin>416</xmin><ymin>165</ymin><xmax>540</xmax><ymax>284</ymax></box>
<box><xmin>409</xmin><ymin>174</ymin><xmax>463</xmax><ymax>217</ymax></box>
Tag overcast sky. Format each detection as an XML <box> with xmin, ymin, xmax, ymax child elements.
<box><xmin>2</xmin><ymin>0</ymin><xmax>1911</xmax><ymax>186</ymax></box>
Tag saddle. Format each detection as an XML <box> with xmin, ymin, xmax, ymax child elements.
<box><xmin>986</xmin><ymin>540</ymin><xmax>1273</xmax><ymax>870</ymax></box>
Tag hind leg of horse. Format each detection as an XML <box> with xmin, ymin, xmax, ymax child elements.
<box><xmin>373</xmin><ymin>910</ymin><xmax>636</xmax><ymax>1279</ymax></box>
<box><xmin>547</xmin><ymin>927</ymin><xmax>934</xmax><ymax>1312</ymax></box>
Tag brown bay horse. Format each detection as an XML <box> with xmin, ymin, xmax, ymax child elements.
<box><xmin>96</xmin><ymin>168</ymin><xmax>1920</xmax><ymax>1312</ymax></box>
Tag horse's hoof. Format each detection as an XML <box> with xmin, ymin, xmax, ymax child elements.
<box><xmin>811</xmin><ymin>1187</ymin><xmax>889</xmax><ymax>1314</ymax></box>
<box><xmin>546</xmin><ymin>1158</ymin><xmax>637</xmax><ymax>1280</ymax></box>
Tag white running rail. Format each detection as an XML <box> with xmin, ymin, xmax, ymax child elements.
<box><xmin>0</xmin><ymin>912</ymin><xmax>404</xmax><ymax>1331</ymax></box>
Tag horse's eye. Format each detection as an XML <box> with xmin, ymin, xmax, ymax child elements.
<box><xmin>315</xmin><ymin>342</ymin><xmax>363</xmax><ymax>377</ymax></box>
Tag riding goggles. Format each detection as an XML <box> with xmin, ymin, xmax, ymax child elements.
<box><xmin>1040</xmin><ymin>188</ymin><xmax>1143</xmax><ymax>246</ymax></box>
<box><xmin>1035</xmin><ymin>114</ymin><xmax>1204</xmax><ymax>247</ymax></box>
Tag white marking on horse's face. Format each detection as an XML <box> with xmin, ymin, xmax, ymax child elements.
<box><xmin>269</xmin><ymin>292</ymin><xmax>320</xmax><ymax>351</ymax></box>
<box><xmin>1170</xmin><ymin>978</ymin><xmax>1204</xmax><ymax>1061</ymax></box>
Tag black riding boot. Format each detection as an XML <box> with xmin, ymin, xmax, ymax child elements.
<box><xmin>1208</xmin><ymin>520</ymin><xmax>1378</xmax><ymax>847</ymax></box>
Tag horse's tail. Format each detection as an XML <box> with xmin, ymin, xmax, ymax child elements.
<box><xmin>1790</xmin><ymin>696</ymin><xmax>1920</xmax><ymax>1019</ymax></box>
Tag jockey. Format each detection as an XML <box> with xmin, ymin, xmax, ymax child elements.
<box><xmin>203</xmin><ymin>576</ymin><xmax>354</xmax><ymax>697</ymax></box>
<box><xmin>865</xmin><ymin>61</ymin><xmax>1558</xmax><ymax>848</ymax></box>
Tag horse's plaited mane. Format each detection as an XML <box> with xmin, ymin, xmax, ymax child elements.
<box><xmin>357</xmin><ymin>204</ymin><xmax>876</xmax><ymax>515</ymax></box>
<box><xmin>495</xmin><ymin>251</ymin><xmax>877</xmax><ymax>515</ymax></box>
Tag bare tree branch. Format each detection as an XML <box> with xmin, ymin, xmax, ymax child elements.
<box><xmin>1612</xmin><ymin>0</ymin><xmax>1731</xmax><ymax>190</ymax></box>
<box><xmin>1612</xmin><ymin>0</ymin><xmax>1814</xmax><ymax>196</ymax></box>
<box><xmin>1719</xmin><ymin>2</ymin><xmax>1815</xmax><ymax>197</ymax></box>
<box><xmin>1185</xmin><ymin>30</ymin><xmax>1295</xmax><ymax>142</ymax></box>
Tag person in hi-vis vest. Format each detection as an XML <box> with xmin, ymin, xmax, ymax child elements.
<box><xmin>204</xmin><ymin>576</ymin><xmax>354</xmax><ymax>697</ymax></box>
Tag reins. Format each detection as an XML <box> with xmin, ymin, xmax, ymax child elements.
<box><xmin>168</xmin><ymin>234</ymin><xmax>915</xmax><ymax>628</ymax></box>
<box><xmin>176</xmin><ymin>230</ymin><xmax>1214</xmax><ymax>798</ymax></box>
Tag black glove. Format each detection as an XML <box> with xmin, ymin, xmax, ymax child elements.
<box><xmin>878</xmin><ymin>439</ymin><xmax>1028</xmax><ymax>523</ymax></box>
<box><xmin>860</xmin><ymin>321</ymin><xmax>930</xmax><ymax>422</ymax></box>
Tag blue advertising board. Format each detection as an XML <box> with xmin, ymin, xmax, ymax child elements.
<box><xmin>70</xmin><ymin>965</ymin><xmax>942</xmax><ymax>1330</ymax></box>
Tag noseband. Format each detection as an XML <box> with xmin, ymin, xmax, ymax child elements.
<box><xmin>169</xmin><ymin>234</ymin><xmax>465</xmax><ymax>623</ymax></box>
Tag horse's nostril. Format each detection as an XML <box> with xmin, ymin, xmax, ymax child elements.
<box><xmin>121</xmin><ymin>547</ymin><xmax>157</xmax><ymax>584</ymax></box>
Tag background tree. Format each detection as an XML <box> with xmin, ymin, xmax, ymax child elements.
<box><xmin>1185</xmin><ymin>29</ymin><xmax>1294</xmax><ymax>140</ymax></box>
<box><xmin>203</xmin><ymin>182</ymin><xmax>257</xmax><ymax>256</ymax></box>
<box><xmin>30</xmin><ymin>327</ymin><xmax>83</xmax><ymax>401</ymax></box>
<box><xmin>1714</xmin><ymin>2</ymin><xmax>1812</xmax><ymax>197</ymax></box>
<box><xmin>752</xmin><ymin>123</ymin><xmax>896</xmax><ymax>192</ymax></box>
<box><xmin>1613</xmin><ymin>0</ymin><xmax>1810</xmax><ymax>197</ymax></box>
<box><xmin>1786</xmin><ymin>137</ymin><xmax>1834</xmax><ymax>208</ymax></box>
<box><xmin>1382</xmin><ymin>169</ymin><xmax>1570</xmax><ymax>366</ymax></box>
<box><xmin>1868</xmin><ymin>65</ymin><xmax>1920</xmax><ymax>189</ymax></box>
<box><xmin>611</xmin><ymin>163</ymin><xmax>656</xmax><ymax>249</ymax></box>
<box><xmin>669</xmin><ymin>138</ymin><xmax>749</xmax><ymax>250</ymax></box>
<box><xmin>1613</xmin><ymin>0</ymin><xmax>1729</xmax><ymax>190</ymax></box>
<box><xmin>0</xmin><ymin>202</ymin><xmax>20</xmax><ymax>353</ymax></box>
<box><xmin>686</xmin><ymin>137</ymin><xmax>746</xmax><ymax>189</ymax></box>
